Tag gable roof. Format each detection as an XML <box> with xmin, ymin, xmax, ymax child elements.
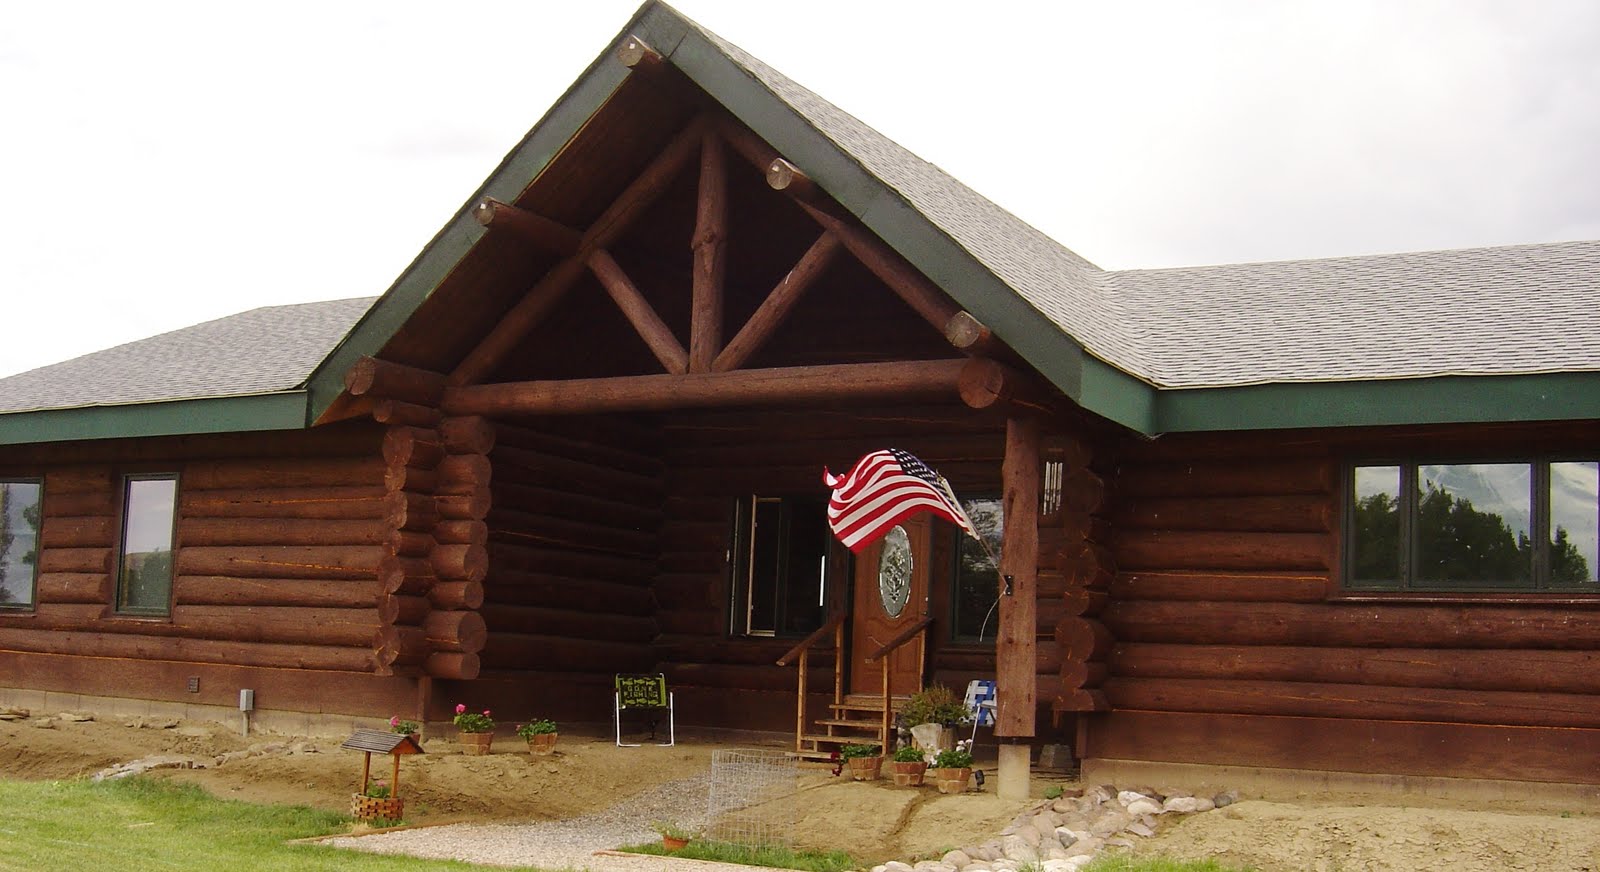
<box><xmin>2</xmin><ymin>1</ymin><xmax>1598</xmax><ymax>445</ymax></box>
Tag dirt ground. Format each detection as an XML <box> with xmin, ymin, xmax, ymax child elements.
<box><xmin>5</xmin><ymin>712</ymin><xmax>1600</xmax><ymax>869</ymax></box>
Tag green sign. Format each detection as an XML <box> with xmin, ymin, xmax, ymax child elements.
<box><xmin>616</xmin><ymin>674</ymin><xmax>667</xmax><ymax>709</ymax></box>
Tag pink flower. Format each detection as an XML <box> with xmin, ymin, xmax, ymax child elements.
<box><xmin>455</xmin><ymin>703</ymin><xmax>466</xmax><ymax>714</ymax></box>
<box><xmin>389</xmin><ymin>716</ymin><xmax>400</xmax><ymax>727</ymax></box>
<box><xmin>482</xmin><ymin>710</ymin><xmax>491</xmax><ymax>717</ymax></box>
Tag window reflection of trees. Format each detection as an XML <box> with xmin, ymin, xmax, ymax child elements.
<box><xmin>1351</xmin><ymin>462</ymin><xmax>1595</xmax><ymax>589</ymax></box>
<box><xmin>953</xmin><ymin>498</ymin><xmax>1003</xmax><ymax>640</ymax></box>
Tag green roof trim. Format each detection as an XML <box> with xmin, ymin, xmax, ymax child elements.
<box><xmin>1155</xmin><ymin>372</ymin><xmax>1600</xmax><ymax>433</ymax></box>
<box><xmin>0</xmin><ymin>391</ymin><xmax>310</xmax><ymax>446</ymax></box>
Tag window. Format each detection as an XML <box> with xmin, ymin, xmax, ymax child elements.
<box><xmin>1347</xmin><ymin>461</ymin><xmax>1598</xmax><ymax>591</ymax></box>
<box><xmin>951</xmin><ymin>497</ymin><xmax>1004</xmax><ymax>641</ymax></box>
<box><xmin>0</xmin><ymin>479</ymin><xmax>42</xmax><ymax>609</ymax></box>
<box><xmin>729</xmin><ymin>495</ymin><xmax>830</xmax><ymax>637</ymax></box>
<box><xmin>116</xmin><ymin>474</ymin><xmax>178</xmax><ymax>615</ymax></box>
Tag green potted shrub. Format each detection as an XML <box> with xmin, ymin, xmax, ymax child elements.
<box><xmin>388</xmin><ymin>715</ymin><xmax>420</xmax><ymax>737</ymax></box>
<box><xmin>930</xmin><ymin>739</ymin><xmax>975</xmax><ymax>794</ymax></box>
<box><xmin>840</xmin><ymin>743</ymin><xmax>883</xmax><ymax>781</ymax></box>
<box><xmin>901</xmin><ymin>685</ymin><xmax>970</xmax><ymax>756</ymax></box>
<box><xmin>890</xmin><ymin>744</ymin><xmax>929</xmax><ymax>787</ymax></box>
<box><xmin>453</xmin><ymin>703</ymin><xmax>495</xmax><ymax>755</ymax></box>
<box><xmin>651</xmin><ymin>820</ymin><xmax>695</xmax><ymax>851</ymax></box>
<box><xmin>516</xmin><ymin>718</ymin><xmax>558</xmax><ymax>755</ymax></box>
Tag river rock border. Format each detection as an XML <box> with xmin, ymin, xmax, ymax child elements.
<box><xmin>871</xmin><ymin>784</ymin><xmax>1238</xmax><ymax>872</ymax></box>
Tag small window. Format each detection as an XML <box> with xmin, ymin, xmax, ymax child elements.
<box><xmin>0</xmin><ymin>479</ymin><xmax>43</xmax><ymax>609</ymax></box>
<box><xmin>729</xmin><ymin>495</ymin><xmax>830</xmax><ymax>637</ymax></box>
<box><xmin>117</xmin><ymin>474</ymin><xmax>178</xmax><ymax>615</ymax></box>
<box><xmin>951</xmin><ymin>497</ymin><xmax>1004</xmax><ymax>642</ymax></box>
<box><xmin>1347</xmin><ymin>461</ymin><xmax>1597</xmax><ymax>592</ymax></box>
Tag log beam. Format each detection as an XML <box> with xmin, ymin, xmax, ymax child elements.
<box><xmin>473</xmin><ymin>197</ymin><xmax>581</xmax><ymax>256</ymax></box>
<box><xmin>441</xmin><ymin>359</ymin><xmax>967</xmax><ymax>417</ymax></box>
<box><xmin>713</xmin><ymin>231</ymin><xmax>841</xmax><ymax>372</ymax></box>
<box><xmin>344</xmin><ymin>357</ymin><xmax>447</xmax><ymax>405</ymax></box>
<box><xmin>689</xmin><ymin>131</ymin><xmax>728</xmax><ymax>372</ymax></box>
<box><xmin>616</xmin><ymin>34</ymin><xmax>662</xmax><ymax>70</ymax></box>
<box><xmin>959</xmin><ymin>357</ymin><xmax>1055</xmax><ymax>414</ymax></box>
<box><xmin>794</xmin><ymin>200</ymin><xmax>959</xmax><ymax>335</ymax></box>
<box><xmin>588</xmin><ymin>249</ymin><xmax>689</xmax><ymax>375</ymax></box>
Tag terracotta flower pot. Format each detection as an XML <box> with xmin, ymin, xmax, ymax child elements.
<box><xmin>662</xmin><ymin>835</ymin><xmax>690</xmax><ymax>851</ymax></box>
<box><xmin>846</xmin><ymin>755</ymin><xmax>883</xmax><ymax>781</ymax></box>
<box><xmin>351</xmin><ymin>793</ymin><xmax>404</xmax><ymax>822</ymax></box>
<box><xmin>931</xmin><ymin>766</ymin><xmax>972</xmax><ymax>794</ymax></box>
<box><xmin>526</xmin><ymin>732</ymin><xmax>558</xmax><ymax>756</ymax></box>
<box><xmin>891</xmin><ymin>760</ymin><xmax>928</xmax><ymax>787</ymax></box>
<box><xmin>459</xmin><ymin>731</ymin><xmax>494</xmax><ymax>755</ymax></box>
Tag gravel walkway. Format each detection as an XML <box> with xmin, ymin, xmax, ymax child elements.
<box><xmin>323</xmin><ymin>774</ymin><xmax>722</xmax><ymax>870</ymax></box>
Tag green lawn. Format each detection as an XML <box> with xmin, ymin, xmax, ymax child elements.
<box><xmin>621</xmin><ymin>839</ymin><xmax>858</xmax><ymax>871</ymax></box>
<box><xmin>0</xmin><ymin>777</ymin><xmax>530</xmax><ymax>872</ymax></box>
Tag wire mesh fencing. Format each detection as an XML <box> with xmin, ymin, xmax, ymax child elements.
<box><xmin>704</xmin><ymin>748</ymin><xmax>798</xmax><ymax>849</ymax></box>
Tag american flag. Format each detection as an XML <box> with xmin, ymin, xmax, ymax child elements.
<box><xmin>823</xmin><ymin>449</ymin><xmax>977</xmax><ymax>552</ymax></box>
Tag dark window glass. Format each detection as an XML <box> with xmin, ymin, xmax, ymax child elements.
<box><xmin>1550</xmin><ymin>462</ymin><xmax>1599</xmax><ymax>586</ymax></box>
<box><xmin>952</xmin><ymin>498</ymin><xmax>1003</xmax><ymax>641</ymax></box>
<box><xmin>732</xmin><ymin>495</ymin><xmax>829</xmax><ymax>637</ymax></box>
<box><xmin>0</xmin><ymin>480</ymin><xmax>42</xmax><ymax>609</ymax></box>
<box><xmin>1349</xmin><ymin>466</ymin><xmax>1402</xmax><ymax>586</ymax></box>
<box><xmin>117</xmin><ymin>475</ymin><xmax>177</xmax><ymax>615</ymax></box>
<box><xmin>1347</xmin><ymin>461</ymin><xmax>1592</xmax><ymax>593</ymax></box>
<box><xmin>1414</xmin><ymin>464</ymin><xmax>1532</xmax><ymax>588</ymax></box>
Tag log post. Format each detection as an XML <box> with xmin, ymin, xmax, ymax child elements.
<box><xmin>996</xmin><ymin>415</ymin><xmax>1040</xmax><ymax>800</ymax></box>
<box><xmin>689</xmin><ymin>131</ymin><xmax>729</xmax><ymax>373</ymax></box>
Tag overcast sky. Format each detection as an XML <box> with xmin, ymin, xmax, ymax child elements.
<box><xmin>2</xmin><ymin>1</ymin><xmax>1596</xmax><ymax>378</ymax></box>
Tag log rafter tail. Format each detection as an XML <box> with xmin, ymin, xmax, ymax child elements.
<box><xmin>450</xmin><ymin>114</ymin><xmax>712</xmax><ymax>386</ymax></box>
<box><xmin>473</xmin><ymin>198</ymin><xmax>582</xmax><ymax>256</ymax></box>
<box><xmin>616</xmin><ymin>34</ymin><xmax>662</xmax><ymax>71</ymax></box>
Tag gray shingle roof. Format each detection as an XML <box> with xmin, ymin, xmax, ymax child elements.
<box><xmin>1107</xmin><ymin>240</ymin><xmax>1600</xmax><ymax>388</ymax></box>
<box><xmin>0</xmin><ymin>298</ymin><xmax>374</xmax><ymax>414</ymax></box>
<box><xmin>686</xmin><ymin>12</ymin><xmax>1600</xmax><ymax>391</ymax></box>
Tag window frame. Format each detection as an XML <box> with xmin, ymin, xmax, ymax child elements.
<box><xmin>1342</xmin><ymin>458</ymin><xmax>1597</xmax><ymax>594</ymax></box>
<box><xmin>114</xmin><ymin>472</ymin><xmax>180</xmax><ymax>617</ymax></box>
<box><xmin>727</xmin><ymin>493</ymin><xmax>832</xmax><ymax>639</ymax></box>
<box><xmin>948</xmin><ymin>494</ymin><xmax>1003</xmax><ymax>645</ymax></box>
<box><xmin>0</xmin><ymin>477</ymin><xmax>44</xmax><ymax>611</ymax></box>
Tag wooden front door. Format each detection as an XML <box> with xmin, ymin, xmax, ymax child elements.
<box><xmin>849</xmin><ymin>513</ymin><xmax>931</xmax><ymax>696</ymax></box>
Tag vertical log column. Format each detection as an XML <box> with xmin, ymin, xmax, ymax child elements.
<box><xmin>349</xmin><ymin>357</ymin><xmax>487</xmax><ymax>680</ymax></box>
<box><xmin>1054</xmin><ymin>437</ymin><xmax>1113</xmax><ymax>756</ymax></box>
<box><xmin>996</xmin><ymin>416</ymin><xmax>1041</xmax><ymax>801</ymax></box>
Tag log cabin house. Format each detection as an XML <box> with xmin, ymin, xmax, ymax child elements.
<box><xmin>2</xmin><ymin>3</ymin><xmax>1598</xmax><ymax>798</ymax></box>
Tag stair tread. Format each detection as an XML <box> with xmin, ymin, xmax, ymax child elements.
<box><xmin>802</xmin><ymin>733</ymin><xmax>884</xmax><ymax>745</ymax></box>
<box><xmin>813</xmin><ymin>718</ymin><xmax>885</xmax><ymax>729</ymax></box>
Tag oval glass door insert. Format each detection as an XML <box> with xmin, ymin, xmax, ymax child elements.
<box><xmin>878</xmin><ymin>525</ymin><xmax>913</xmax><ymax>618</ymax></box>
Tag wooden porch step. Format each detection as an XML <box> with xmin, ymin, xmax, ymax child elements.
<box><xmin>812</xmin><ymin>717</ymin><xmax>885</xmax><ymax>730</ymax></box>
<box><xmin>802</xmin><ymin>733</ymin><xmax>884</xmax><ymax>747</ymax></box>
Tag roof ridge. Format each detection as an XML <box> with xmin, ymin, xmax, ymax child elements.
<box><xmin>1110</xmin><ymin>237</ymin><xmax>1600</xmax><ymax>276</ymax></box>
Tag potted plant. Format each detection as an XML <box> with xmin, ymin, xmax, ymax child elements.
<box><xmin>890</xmin><ymin>744</ymin><xmax>929</xmax><ymax>787</ymax></box>
<box><xmin>651</xmin><ymin>820</ymin><xmax>695</xmax><ymax>851</ymax></box>
<box><xmin>901</xmin><ymin>685</ymin><xmax>970</xmax><ymax>756</ymax></box>
<box><xmin>930</xmin><ymin>739</ymin><xmax>975</xmax><ymax>794</ymax></box>
<box><xmin>389</xmin><ymin>715</ymin><xmax>420</xmax><ymax>737</ymax></box>
<box><xmin>453</xmin><ymin>703</ymin><xmax>495</xmax><ymax>755</ymax></box>
<box><xmin>351</xmin><ymin>780</ymin><xmax>404</xmax><ymax>823</ymax></box>
<box><xmin>840</xmin><ymin>743</ymin><xmax>883</xmax><ymax>781</ymax></box>
<box><xmin>516</xmin><ymin>718</ymin><xmax>558</xmax><ymax>755</ymax></box>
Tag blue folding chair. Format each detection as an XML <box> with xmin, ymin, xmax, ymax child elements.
<box><xmin>964</xmin><ymin>679</ymin><xmax>997</xmax><ymax>743</ymax></box>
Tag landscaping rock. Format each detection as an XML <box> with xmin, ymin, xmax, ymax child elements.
<box><xmin>1213</xmin><ymin>790</ymin><xmax>1238</xmax><ymax>808</ymax></box>
<box><xmin>884</xmin><ymin>861</ymin><xmax>914</xmax><ymax>872</ymax></box>
<box><xmin>942</xmin><ymin>849</ymin><xmax>971</xmax><ymax>867</ymax></box>
<box><xmin>0</xmin><ymin>708</ymin><xmax>28</xmax><ymax>720</ymax></box>
<box><xmin>1194</xmin><ymin>797</ymin><xmax>1216</xmax><ymax>812</ymax></box>
<box><xmin>1012</xmin><ymin>825</ymin><xmax>1041</xmax><ymax>848</ymax></box>
<box><xmin>1063</xmin><ymin>836</ymin><xmax>1103</xmax><ymax>858</ymax></box>
<box><xmin>1163</xmin><ymin>796</ymin><xmax>1200</xmax><ymax>813</ymax></box>
<box><xmin>912</xmin><ymin>861</ymin><xmax>954</xmax><ymax>872</ymax></box>
<box><xmin>1117</xmin><ymin>790</ymin><xmax>1149</xmax><ymax>807</ymax></box>
<box><xmin>1001</xmin><ymin>840</ymin><xmax>1038</xmax><ymax>864</ymax></box>
<box><xmin>1127</xmin><ymin>821</ymin><xmax>1156</xmax><ymax>838</ymax></box>
<box><xmin>1126</xmin><ymin>798</ymin><xmax>1162</xmax><ymax>817</ymax></box>
<box><xmin>1089</xmin><ymin>810</ymin><xmax>1131</xmax><ymax>837</ymax></box>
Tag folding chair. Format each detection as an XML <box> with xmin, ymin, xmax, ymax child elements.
<box><xmin>614</xmin><ymin>673</ymin><xmax>675</xmax><ymax>747</ymax></box>
<box><xmin>964</xmin><ymin>679</ymin><xmax>997</xmax><ymax>743</ymax></box>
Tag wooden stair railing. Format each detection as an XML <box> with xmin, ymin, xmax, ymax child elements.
<box><xmin>776</xmin><ymin>610</ymin><xmax>846</xmax><ymax>753</ymax></box>
<box><xmin>864</xmin><ymin>616</ymin><xmax>933</xmax><ymax>751</ymax></box>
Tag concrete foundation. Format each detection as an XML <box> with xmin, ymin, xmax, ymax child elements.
<box><xmin>997</xmin><ymin>743</ymin><xmax>1030</xmax><ymax>800</ymax></box>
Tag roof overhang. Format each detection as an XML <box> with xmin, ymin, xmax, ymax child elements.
<box><xmin>0</xmin><ymin>391</ymin><xmax>309</xmax><ymax>446</ymax></box>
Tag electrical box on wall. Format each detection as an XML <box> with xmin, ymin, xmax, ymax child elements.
<box><xmin>238</xmin><ymin>689</ymin><xmax>254</xmax><ymax>712</ymax></box>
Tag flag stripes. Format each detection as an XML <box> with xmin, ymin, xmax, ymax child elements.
<box><xmin>823</xmin><ymin>448</ymin><xmax>976</xmax><ymax>552</ymax></box>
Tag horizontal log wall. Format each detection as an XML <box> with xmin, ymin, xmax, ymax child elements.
<box><xmin>478</xmin><ymin>417</ymin><xmax>661</xmax><ymax>677</ymax></box>
<box><xmin>0</xmin><ymin>425</ymin><xmax>390</xmax><ymax>680</ymax></box>
<box><xmin>1095</xmin><ymin>423</ymin><xmax>1600</xmax><ymax>783</ymax></box>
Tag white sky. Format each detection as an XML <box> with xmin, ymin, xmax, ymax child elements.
<box><xmin>2</xmin><ymin>1</ymin><xmax>1597</xmax><ymax>379</ymax></box>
